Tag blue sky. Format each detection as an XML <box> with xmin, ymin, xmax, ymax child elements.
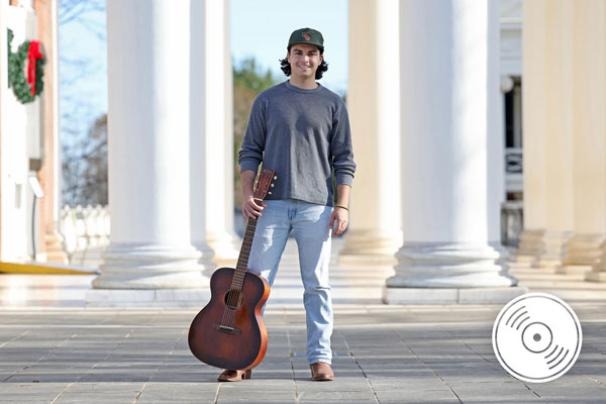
<box><xmin>58</xmin><ymin>0</ymin><xmax>348</xmax><ymax>143</ymax></box>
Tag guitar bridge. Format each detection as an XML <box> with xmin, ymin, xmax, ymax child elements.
<box><xmin>215</xmin><ymin>324</ymin><xmax>241</xmax><ymax>335</ymax></box>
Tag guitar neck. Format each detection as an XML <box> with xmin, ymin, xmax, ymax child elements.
<box><xmin>228</xmin><ymin>168</ymin><xmax>276</xmax><ymax>291</ymax></box>
<box><xmin>231</xmin><ymin>217</ymin><xmax>258</xmax><ymax>290</ymax></box>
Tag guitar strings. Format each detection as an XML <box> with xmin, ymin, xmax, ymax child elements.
<box><xmin>215</xmin><ymin>172</ymin><xmax>273</xmax><ymax>332</ymax></box>
<box><xmin>220</xmin><ymin>209</ymin><xmax>262</xmax><ymax>329</ymax></box>
<box><xmin>220</xmin><ymin>218</ymin><xmax>253</xmax><ymax>328</ymax></box>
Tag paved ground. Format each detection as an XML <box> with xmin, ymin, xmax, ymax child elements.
<box><xmin>0</xmin><ymin>304</ymin><xmax>604</xmax><ymax>403</ymax></box>
<box><xmin>0</xmin><ymin>240</ymin><xmax>605</xmax><ymax>403</ymax></box>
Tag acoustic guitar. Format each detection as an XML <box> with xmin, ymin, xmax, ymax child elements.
<box><xmin>188</xmin><ymin>169</ymin><xmax>276</xmax><ymax>370</ymax></box>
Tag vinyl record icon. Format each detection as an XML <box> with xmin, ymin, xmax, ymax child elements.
<box><xmin>492</xmin><ymin>293</ymin><xmax>582</xmax><ymax>383</ymax></box>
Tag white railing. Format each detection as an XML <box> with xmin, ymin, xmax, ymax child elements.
<box><xmin>59</xmin><ymin>205</ymin><xmax>110</xmax><ymax>266</ymax></box>
<box><xmin>57</xmin><ymin>203</ymin><xmax>524</xmax><ymax>263</ymax></box>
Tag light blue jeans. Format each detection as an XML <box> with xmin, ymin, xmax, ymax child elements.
<box><xmin>248</xmin><ymin>199</ymin><xmax>333</xmax><ymax>365</ymax></box>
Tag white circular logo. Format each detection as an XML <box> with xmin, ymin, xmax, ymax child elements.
<box><xmin>492</xmin><ymin>293</ymin><xmax>582</xmax><ymax>383</ymax></box>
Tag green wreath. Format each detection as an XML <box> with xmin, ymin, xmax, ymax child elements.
<box><xmin>7</xmin><ymin>29</ymin><xmax>45</xmax><ymax>104</ymax></box>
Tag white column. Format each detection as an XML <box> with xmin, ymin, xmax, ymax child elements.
<box><xmin>564</xmin><ymin>0</ymin><xmax>606</xmax><ymax>265</ymax></box>
<box><xmin>189</xmin><ymin>0</ymin><xmax>212</xmax><ymax>269</ymax></box>
<box><xmin>37</xmin><ymin>0</ymin><xmax>67</xmax><ymax>263</ymax></box>
<box><xmin>527</xmin><ymin>0</ymin><xmax>574</xmax><ymax>269</ymax></box>
<box><xmin>385</xmin><ymin>0</ymin><xmax>521</xmax><ymax>304</ymax></box>
<box><xmin>579</xmin><ymin>0</ymin><xmax>606</xmax><ymax>282</ymax></box>
<box><xmin>521</xmin><ymin>1</ymin><xmax>606</xmax><ymax>275</ymax></box>
<box><xmin>487</xmin><ymin>1</ymin><xmax>505</xmax><ymax>247</ymax></box>
<box><xmin>201</xmin><ymin>0</ymin><xmax>240</xmax><ymax>266</ymax></box>
<box><xmin>93</xmin><ymin>0</ymin><xmax>208</xmax><ymax>290</ymax></box>
<box><xmin>561</xmin><ymin>1</ymin><xmax>606</xmax><ymax>269</ymax></box>
<box><xmin>340</xmin><ymin>0</ymin><xmax>402</xmax><ymax>266</ymax></box>
<box><xmin>511</xmin><ymin>0</ymin><xmax>551</xmax><ymax>264</ymax></box>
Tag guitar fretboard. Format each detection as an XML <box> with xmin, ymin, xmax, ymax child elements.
<box><xmin>231</xmin><ymin>217</ymin><xmax>258</xmax><ymax>291</ymax></box>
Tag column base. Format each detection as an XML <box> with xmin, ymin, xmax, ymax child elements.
<box><xmin>86</xmin><ymin>288</ymin><xmax>210</xmax><ymax>307</ymax></box>
<box><xmin>586</xmin><ymin>270</ymin><xmax>606</xmax><ymax>282</ymax></box>
<box><xmin>43</xmin><ymin>230</ymin><xmax>68</xmax><ymax>263</ymax></box>
<box><xmin>92</xmin><ymin>243</ymin><xmax>210</xmax><ymax>289</ymax></box>
<box><xmin>562</xmin><ymin>233</ymin><xmax>605</xmax><ymax>266</ymax></box>
<box><xmin>383</xmin><ymin>286</ymin><xmax>528</xmax><ymax>304</ymax></box>
<box><xmin>206</xmin><ymin>230</ymin><xmax>241</xmax><ymax>268</ymax></box>
<box><xmin>192</xmin><ymin>241</ymin><xmax>218</xmax><ymax>276</ymax></box>
<box><xmin>338</xmin><ymin>229</ymin><xmax>402</xmax><ymax>266</ymax></box>
<box><xmin>587</xmin><ymin>247</ymin><xmax>606</xmax><ymax>282</ymax></box>
<box><xmin>339</xmin><ymin>254</ymin><xmax>396</xmax><ymax>267</ymax></box>
<box><xmin>533</xmin><ymin>230</ymin><xmax>573</xmax><ymax>269</ymax></box>
<box><xmin>517</xmin><ymin>229</ymin><xmax>546</xmax><ymax>254</ymax></box>
<box><xmin>555</xmin><ymin>264</ymin><xmax>592</xmax><ymax>276</ymax></box>
<box><xmin>508</xmin><ymin>255</ymin><xmax>536</xmax><ymax>267</ymax></box>
<box><xmin>510</xmin><ymin>229</ymin><xmax>545</xmax><ymax>264</ymax></box>
<box><xmin>388</xmin><ymin>242</ymin><xmax>518</xmax><ymax>288</ymax></box>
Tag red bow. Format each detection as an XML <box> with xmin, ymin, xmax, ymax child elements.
<box><xmin>27</xmin><ymin>41</ymin><xmax>43</xmax><ymax>96</ymax></box>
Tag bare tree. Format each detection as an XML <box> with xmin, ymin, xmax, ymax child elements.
<box><xmin>59</xmin><ymin>0</ymin><xmax>107</xmax><ymax>206</ymax></box>
<box><xmin>62</xmin><ymin>114</ymin><xmax>108</xmax><ymax>206</ymax></box>
<box><xmin>59</xmin><ymin>0</ymin><xmax>105</xmax><ymax>39</ymax></box>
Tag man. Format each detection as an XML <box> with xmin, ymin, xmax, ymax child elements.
<box><xmin>218</xmin><ymin>28</ymin><xmax>356</xmax><ymax>382</ymax></box>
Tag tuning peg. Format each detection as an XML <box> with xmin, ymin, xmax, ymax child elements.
<box><xmin>271</xmin><ymin>184</ymin><xmax>275</xmax><ymax>187</ymax></box>
<box><xmin>268</xmin><ymin>191</ymin><xmax>272</xmax><ymax>195</ymax></box>
<box><xmin>273</xmin><ymin>176</ymin><xmax>277</xmax><ymax>180</ymax></box>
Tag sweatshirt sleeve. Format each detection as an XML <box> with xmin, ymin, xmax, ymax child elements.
<box><xmin>238</xmin><ymin>95</ymin><xmax>267</xmax><ymax>173</ymax></box>
<box><xmin>330</xmin><ymin>100</ymin><xmax>356</xmax><ymax>186</ymax></box>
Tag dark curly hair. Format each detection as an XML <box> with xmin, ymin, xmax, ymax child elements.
<box><xmin>279</xmin><ymin>47</ymin><xmax>329</xmax><ymax>80</ymax></box>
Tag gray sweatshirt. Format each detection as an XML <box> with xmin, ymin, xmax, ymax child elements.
<box><xmin>239</xmin><ymin>81</ymin><xmax>356</xmax><ymax>206</ymax></box>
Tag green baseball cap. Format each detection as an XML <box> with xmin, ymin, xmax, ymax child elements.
<box><xmin>288</xmin><ymin>28</ymin><xmax>324</xmax><ymax>52</ymax></box>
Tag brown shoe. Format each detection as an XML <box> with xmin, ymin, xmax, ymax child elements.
<box><xmin>310</xmin><ymin>362</ymin><xmax>334</xmax><ymax>381</ymax></box>
<box><xmin>217</xmin><ymin>369</ymin><xmax>252</xmax><ymax>382</ymax></box>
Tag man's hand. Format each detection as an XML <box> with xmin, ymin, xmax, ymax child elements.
<box><xmin>240</xmin><ymin>170</ymin><xmax>264</xmax><ymax>220</ymax></box>
<box><xmin>242</xmin><ymin>196</ymin><xmax>265</xmax><ymax>219</ymax></box>
<box><xmin>329</xmin><ymin>206</ymin><xmax>349</xmax><ymax>236</ymax></box>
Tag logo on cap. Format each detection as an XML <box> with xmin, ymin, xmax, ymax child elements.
<box><xmin>302</xmin><ymin>32</ymin><xmax>311</xmax><ymax>41</ymax></box>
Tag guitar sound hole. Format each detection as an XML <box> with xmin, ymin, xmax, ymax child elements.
<box><xmin>224</xmin><ymin>290</ymin><xmax>242</xmax><ymax>309</ymax></box>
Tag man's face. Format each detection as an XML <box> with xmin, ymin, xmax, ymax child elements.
<box><xmin>287</xmin><ymin>44</ymin><xmax>323</xmax><ymax>80</ymax></box>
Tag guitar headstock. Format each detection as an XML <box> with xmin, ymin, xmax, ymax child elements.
<box><xmin>253</xmin><ymin>169</ymin><xmax>277</xmax><ymax>200</ymax></box>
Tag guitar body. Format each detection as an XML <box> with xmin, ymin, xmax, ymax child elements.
<box><xmin>188</xmin><ymin>267</ymin><xmax>270</xmax><ymax>370</ymax></box>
